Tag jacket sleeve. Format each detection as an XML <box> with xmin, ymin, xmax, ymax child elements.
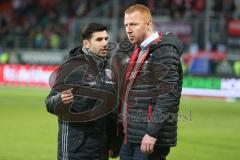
<box><xmin>45</xmin><ymin>64</ymin><xmax>66</xmax><ymax>115</ymax></box>
<box><xmin>45</xmin><ymin>55</ymin><xmax>80</xmax><ymax>116</ymax></box>
<box><xmin>45</xmin><ymin>89</ymin><xmax>62</xmax><ymax>115</ymax></box>
<box><xmin>146</xmin><ymin>45</ymin><xmax>183</xmax><ymax>138</ymax></box>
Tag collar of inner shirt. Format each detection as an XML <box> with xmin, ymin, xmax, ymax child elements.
<box><xmin>140</xmin><ymin>32</ymin><xmax>159</xmax><ymax>50</ymax></box>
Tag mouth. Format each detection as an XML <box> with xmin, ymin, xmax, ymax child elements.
<box><xmin>128</xmin><ymin>36</ymin><xmax>134</xmax><ymax>40</ymax></box>
<box><xmin>100</xmin><ymin>49</ymin><xmax>108</xmax><ymax>54</ymax></box>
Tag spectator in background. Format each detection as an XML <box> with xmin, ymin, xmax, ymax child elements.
<box><xmin>213</xmin><ymin>0</ymin><xmax>236</xmax><ymax>19</ymax></box>
<box><xmin>191</xmin><ymin>0</ymin><xmax>205</xmax><ymax>17</ymax></box>
<box><xmin>50</xmin><ymin>32</ymin><xmax>61</xmax><ymax>49</ymax></box>
<box><xmin>216</xmin><ymin>60</ymin><xmax>233</xmax><ymax>76</ymax></box>
<box><xmin>0</xmin><ymin>0</ymin><xmax>117</xmax><ymax>49</ymax></box>
<box><xmin>0</xmin><ymin>48</ymin><xmax>9</xmax><ymax>64</ymax></box>
<box><xmin>223</xmin><ymin>0</ymin><xmax>236</xmax><ymax>19</ymax></box>
<box><xmin>233</xmin><ymin>61</ymin><xmax>240</xmax><ymax>77</ymax></box>
<box><xmin>34</xmin><ymin>28</ymin><xmax>44</xmax><ymax>48</ymax></box>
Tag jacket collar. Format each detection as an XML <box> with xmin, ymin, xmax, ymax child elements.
<box><xmin>140</xmin><ymin>32</ymin><xmax>159</xmax><ymax>50</ymax></box>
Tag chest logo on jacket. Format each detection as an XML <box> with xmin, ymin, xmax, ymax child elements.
<box><xmin>49</xmin><ymin>60</ymin><xmax>118</xmax><ymax>122</ymax></box>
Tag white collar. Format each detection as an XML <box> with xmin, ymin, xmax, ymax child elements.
<box><xmin>140</xmin><ymin>32</ymin><xmax>159</xmax><ymax>49</ymax></box>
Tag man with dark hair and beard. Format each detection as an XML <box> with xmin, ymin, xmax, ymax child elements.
<box><xmin>45</xmin><ymin>23</ymin><xmax>119</xmax><ymax>160</ymax></box>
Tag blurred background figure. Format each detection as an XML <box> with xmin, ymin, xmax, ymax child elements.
<box><xmin>0</xmin><ymin>47</ymin><xmax>9</xmax><ymax>64</ymax></box>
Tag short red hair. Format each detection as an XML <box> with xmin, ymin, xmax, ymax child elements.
<box><xmin>124</xmin><ymin>4</ymin><xmax>152</xmax><ymax>22</ymax></box>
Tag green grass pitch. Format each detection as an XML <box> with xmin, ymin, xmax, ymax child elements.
<box><xmin>0</xmin><ymin>86</ymin><xmax>240</xmax><ymax>160</ymax></box>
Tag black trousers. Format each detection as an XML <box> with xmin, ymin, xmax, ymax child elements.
<box><xmin>58</xmin><ymin>121</ymin><xmax>109</xmax><ymax>160</ymax></box>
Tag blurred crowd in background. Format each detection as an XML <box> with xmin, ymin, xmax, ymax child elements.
<box><xmin>0</xmin><ymin>0</ymin><xmax>237</xmax><ymax>49</ymax></box>
<box><xmin>0</xmin><ymin>0</ymin><xmax>240</xmax><ymax>77</ymax></box>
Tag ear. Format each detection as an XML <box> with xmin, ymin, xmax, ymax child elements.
<box><xmin>146</xmin><ymin>21</ymin><xmax>153</xmax><ymax>31</ymax></box>
<box><xmin>83</xmin><ymin>39</ymin><xmax>90</xmax><ymax>48</ymax></box>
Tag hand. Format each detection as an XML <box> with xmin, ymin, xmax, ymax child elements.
<box><xmin>141</xmin><ymin>134</ymin><xmax>157</xmax><ymax>154</ymax></box>
<box><xmin>60</xmin><ymin>88</ymin><xmax>74</xmax><ymax>104</ymax></box>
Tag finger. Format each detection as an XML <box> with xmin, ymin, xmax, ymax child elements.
<box><xmin>62</xmin><ymin>99</ymin><xmax>74</xmax><ymax>104</ymax></box>
<box><xmin>145</xmin><ymin>144</ymin><xmax>151</xmax><ymax>154</ymax></box>
<box><xmin>61</xmin><ymin>92</ymin><xmax>73</xmax><ymax>98</ymax></box>
<box><xmin>141</xmin><ymin>143</ymin><xmax>147</xmax><ymax>153</ymax></box>
<box><xmin>62</xmin><ymin>93</ymin><xmax>73</xmax><ymax>98</ymax></box>
<box><xmin>65</xmin><ymin>98</ymin><xmax>74</xmax><ymax>102</ymax></box>
<box><xmin>63</xmin><ymin>99</ymin><xmax>73</xmax><ymax>103</ymax></box>
<box><xmin>62</xmin><ymin>96</ymin><xmax>74</xmax><ymax>101</ymax></box>
<box><xmin>142</xmin><ymin>144</ymin><xmax>153</xmax><ymax>154</ymax></box>
<box><xmin>144</xmin><ymin>144</ymin><xmax>150</xmax><ymax>154</ymax></box>
<box><xmin>149</xmin><ymin>144</ymin><xmax>154</xmax><ymax>153</ymax></box>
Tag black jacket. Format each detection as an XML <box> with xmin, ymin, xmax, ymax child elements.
<box><xmin>45</xmin><ymin>46</ymin><xmax>119</xmax><ymax>160</ymax></box>
<box><xmin>113</xmin><ymin>33</ymin><xmax>183</xmax><ymax>147</ymax></box>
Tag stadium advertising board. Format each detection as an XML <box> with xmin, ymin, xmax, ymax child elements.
<box><xmin>183</xmin><ymin>76</ymin><xmax>240</xmax><ymax>98</ymax></box>
<box><xmin>0</xmin><ymin>64</ymin><xmax>240</xmax><ymax>98</ymax></box>
<box><xmin>17</xmin><ymin>50</ymin><xmax>67</xmax><ymax>64</ymax></box>
<box><xmin>0</xmin><ymin>64</ymin><xmax>57</xmax><ymax>87</ymax></box>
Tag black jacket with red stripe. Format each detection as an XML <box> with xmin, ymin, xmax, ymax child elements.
<box><xmin>113</xmin><ymin>33</ymin><xmax>183</xmax><ymax>147</ymax></box>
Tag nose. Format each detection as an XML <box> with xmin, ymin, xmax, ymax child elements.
<box><xmin>102</xmin><ymin>39</ymin><xmax>108</xmax><ymax>47</ymax></box>
<box><xmin>126</xmin><ymin>25</ymin><xmax>132</xmax><ymax>34</ymax></box>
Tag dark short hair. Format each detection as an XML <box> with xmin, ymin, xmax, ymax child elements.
<box><xmin>82</xmin><ymin>23</ymin><xmax>108</xmax><ymax>40</ymax></box>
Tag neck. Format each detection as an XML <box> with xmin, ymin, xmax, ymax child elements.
<box><xmin>144</xmin><ymin>30</ymin><xmax>155</xmax><ymax>40</ymax></box>
<box><xmin>134</xmin><ymin>30</ymin><xmax>155</xmax><ymax>46</ymax></box>
<box><xmin>135</xmin><ymin>30</ymin><xmax>154</xmax><ymax>46</ymax></box>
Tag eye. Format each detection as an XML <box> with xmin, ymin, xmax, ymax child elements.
<box><xmin>96</xmin><ymin>38</ymin><xmax>103</xmax><ymax>41</ymax></box>
<box><xmin>131</xmin><ymin>23</ymin><xmax>137</xmax><ymax>26</ymax></box>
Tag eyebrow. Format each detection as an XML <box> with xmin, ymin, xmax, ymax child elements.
<box><xmin>124</xmin><ymin>22</ymin><xmax>138</xmax><ymax>26</ymax></box>
<box><xmin>96</xmin><ymin>36</ymin><xmax>108</xmax><ymax>40</ymax></box>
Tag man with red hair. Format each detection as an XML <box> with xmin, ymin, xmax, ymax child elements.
<box><xmin>118</xmin><ymin>4</ymin><xmax>183</xmax><ymax>160</ymax></box>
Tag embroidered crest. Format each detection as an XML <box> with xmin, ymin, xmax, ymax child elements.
<box><xmin>105</xmin><ymin>69</ymin><xmax>112</xmax><ymax>79</ymax></box>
